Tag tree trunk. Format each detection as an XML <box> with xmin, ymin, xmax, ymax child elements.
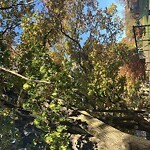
<box><xmin>69</xmin><ymin>111</ymin><xmax>150</xmax><ymax>150</ymax></box>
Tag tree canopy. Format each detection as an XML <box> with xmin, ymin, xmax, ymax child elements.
<box><xmin>0</xmin><ymin>0</ymin><xmax>150</xmax><ymax>149</ymax></box>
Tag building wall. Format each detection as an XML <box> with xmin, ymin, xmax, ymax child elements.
<box><xmin>125</xmin><ymin>0</ymin><xmax>150</xmax><ymax>80</ymax></box>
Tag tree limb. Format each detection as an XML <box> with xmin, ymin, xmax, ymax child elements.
<box><xmin>69</xmin><ymin>110</ymin><xmax>150</xmax><ymax>149</ymax></box>
<box><xmin>0</xmin><ymin>66</ymin><xmax>51</xmax><ymax>84</ymax></box>
<box><xmin>60</xmin><ymin>24</ymin><xmax>82</xmax><ymax>50</ymax></box>
<box><xmin>0</xmin><ymin>1</ymin><xmax>35</xmax><ymax>10</ymax></box>
<box><xmin>1</xmin><ymin>23</ymin><xmax>20</xmax><ymax>36</ymax></box>
<box><xmin>93</xmin><ymin>109</ymin><xmax>147</xmax><ymax>113</ymax></box>
<box><xmin>0</xmin><ymin>98</ymin><xmax>34</xmax><ymax>120</ymax></box>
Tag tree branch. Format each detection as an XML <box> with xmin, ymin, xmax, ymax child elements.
<box><xmin>1</xmin><ymin>23</ymin><xmax>20</xmax><ymax>36</ymax></box>
<box><xmin>0</xmin><ymin>98</ymin><xmax>34</xmax><ymax>120</ymax></box>
<box><xmin>60</xmin><ymin>24</ymin><xmax>82</xmax><ymax>50</ymax></box>
<box><xmin>93</xmin><ymin>109</ymin><xmax>147</xmax><ymax>113</ymax></box>
<box><xmin>70</xmin><ymin>110</ymin><xmax>150</xmax><ymax>149</ymax></box>
<box><xmin>60</xmin><ymin>24</ymin><xmax>89</xmax><ymax>72</ymax></box>
<box><xmin>0</xmin><ymin>66</ymin><xmax>51</xmax><ymax>84</ymax></box>
<box><xmin>42</xmin><ymin>29</ymin><xmax>53</xmax><ymax>48</ymax></box>
<box><xmin>0</xmin><ymin>1</ymin><xmax>35</xmax><ymax>10</ymax></box>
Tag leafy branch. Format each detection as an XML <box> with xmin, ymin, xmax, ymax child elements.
<box><xmin>0</xmin><ymin>66</ymin><xmax>51</xmax><ymax>84</ymax></box>
<box><xmin>0</xmin><ymin>1</ymin><xmax>35</xmax><ymax>10</ymax></box>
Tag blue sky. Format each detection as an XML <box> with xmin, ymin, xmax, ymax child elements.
<box><xmin>99</xmin><ymin>0</ymin><xmax>122</xmax><ymax>7</ymax></box>
<box><xmin>79</xmin><ymin>0</ymin><xmax>125</xmax><ymax>45</ymax></box>
<box><xmin>99</xmin><ymin>0</ymin><xmax>125</xmax><ymax>40</ymax></box>
<box><xmin>99</xmin><ymin>0</ymin><xmax>125</xmax><ymax>18</ymax></box>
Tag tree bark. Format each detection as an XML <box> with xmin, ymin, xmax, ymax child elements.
<box><xmin>69</xmin><ymin>111</ymin><xmax>150</xmax><ymax>150</ymax></box>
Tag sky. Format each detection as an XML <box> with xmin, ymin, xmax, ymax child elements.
<box><xmin>99</xmin><ymin>0</ymin><xmax>126</xmax><ymax>40</ymax></box>
<box><xmin>78</xmin><ymin>0</ymin><xmax>125</xmax><ymax>45</ymax></box>
<box><xmin>15</xmin><ymin>0</ymin><xmax>125</xmax><ymax>44</ymax></box>
<box><xmin>99</xmin><ymin>0</ymin><xmax>125</xmax><ymax>18</ymax></box>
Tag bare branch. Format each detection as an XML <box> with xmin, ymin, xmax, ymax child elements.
<box><xmin>1</xmin><ymin>23</ymin><xmax>19</xmax><ymax>36</ymax></box>
<box><xmin>0</xmin><ymin>66</ymin><xmax>51</xmax><ymax>84</ymax></box>
<box><xmin>60</xmin><ymin>24</ymin><xmax>82</xmax><ymax>49</ymax></box>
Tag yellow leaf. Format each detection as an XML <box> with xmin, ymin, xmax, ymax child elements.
<box><xmin>23</xmin><ymin>83</ymin><xmax>30</xmax><ymax>90</ymax></box>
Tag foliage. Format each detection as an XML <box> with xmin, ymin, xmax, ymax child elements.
<box><xmin>0</xmin><ymin>0</ymin><xmax>149</xmax><ymax>149</ymax></box>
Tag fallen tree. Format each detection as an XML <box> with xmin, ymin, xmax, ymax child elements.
<box><xmin>1</xmin><ymin>96</ymin><xmax>150</xmax><ymax>149</ymax></box>
<box><xmin>69</xmin><ymin>110</ymin><xmax>150</xmax><ymax>150</ymax></box>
